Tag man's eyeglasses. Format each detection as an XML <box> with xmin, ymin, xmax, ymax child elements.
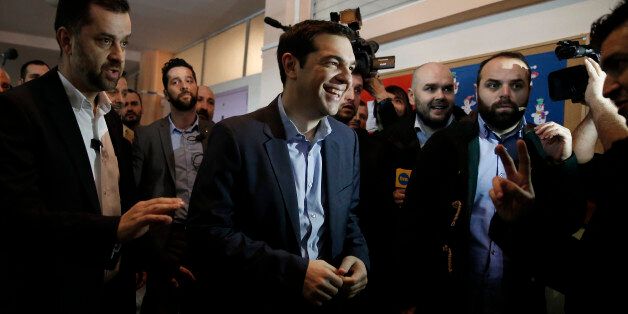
<box><xmin>185</xmin><ymin>133</ymin><xmax>204</xmax><ymax>143</ymax></box>
<box><xmin>192</xmin><ymin>152</ymin><xmax>203</xmax><ymax>170</ymax></box>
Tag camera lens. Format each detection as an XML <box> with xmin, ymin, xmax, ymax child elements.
<box><xmin>555</xmin><ymin>46</ymin><xmax>578</xmax><ymax>60</ymax></box>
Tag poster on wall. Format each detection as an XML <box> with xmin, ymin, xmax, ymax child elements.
<box><xmin>450</xmin><ymin>51</ymin><xmax>567</xmax><ymax>125</ymax></box>
<box><xmin>365</xmin><ymin>51</ymin><xmax>568</xmax><ymax>127</ymax></box>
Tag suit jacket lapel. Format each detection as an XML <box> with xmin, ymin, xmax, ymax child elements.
<box><xmin>199</xmin><ymin>119</ymin><xmax>213</xmax><ymax>152</ymax></box>
<box><xmin>157</xmin><ymin>117</ymin><xmax>176</xmax><ymax>183</ymax></box>
<box><xmin>261</xmin><ymin>99</ymin><xmax>301</xmax><ymax>245</ymax></box>
<box><xmin>42</xmin><ymin>70</ymin><xmax>100</xmax><ymax>213</ymax></box>
<box><xmin>466</xmin><ymin>115</ymin><xmax>481</xmax><ymax>223</ymax></box>
<box><xmin>467</xmin><ymin>137</ymin><xmax>479</xmax><ymax>211</ymax></box>
<box><xmin>323</xmin><ymin>131</ymin><xmax>342</xmax><ymax>258</ymax></box>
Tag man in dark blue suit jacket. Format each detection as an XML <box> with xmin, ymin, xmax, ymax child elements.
<box><xmin>187</xmin><ymin>20</ymin><xmax>369</xmax><ymax>313</ymax></box>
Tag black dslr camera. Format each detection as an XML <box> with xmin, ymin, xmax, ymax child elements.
<box><xmin>548</xmin><ymin>40</ymin><xmax>600</xmax><ymax>103</ymax></box>
<box><xmin>330</xmin><ymin>8</ymin><xmax>395</xmax><ymax>78</ymax></box>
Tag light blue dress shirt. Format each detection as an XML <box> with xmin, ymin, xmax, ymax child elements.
<box><xmin>469</xmin><ymin>114</ymin><xmax>525</xmax><ymax>313</ymax></box>
<box><xmin>168</xmin><ymin>115</ymin><xmax>203</xmax><ymax>223</ymax></box>
<box><xmin>277</xmin><ymin>96</ymin><xmax>332</xmax><ymax>260</ymax></box>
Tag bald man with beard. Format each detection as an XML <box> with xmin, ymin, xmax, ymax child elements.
<box><xmin>359</xmin><ymin>62</ymin><xmax>467</xmax><ymax>313</ymax></box>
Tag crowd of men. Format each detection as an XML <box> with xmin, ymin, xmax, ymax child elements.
<box><xmin>0</xmin><ymin>0</ymin><xmax>626</xmax><ymax>313</ymax></box>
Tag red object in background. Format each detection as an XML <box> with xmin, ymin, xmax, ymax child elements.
<box><xmin>360</xmin><ymin>74</ymin><xmax>413</xmax><ymax>102</ymax></box>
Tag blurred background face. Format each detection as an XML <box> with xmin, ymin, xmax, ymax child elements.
<box><xmin>412</xmin><ymin>63</ymin><xmax>455</xmax><ymax>129</ymax></box>
<box><xmin>196</xmin><ymin>85</ymin><xmax>215</xmax><ymax>120</ymax></box>
<box><xmin>476</xmin><ymin>57</ymin><xmax>530</xmax><ymax>131</ymax></box>
<box><xmin>600</xmin><ymin>24</ymin><xmax>628</xmax><ymax>120</ymax></box>
<box><xmin>120</xmin><ymin>91</ymin><xmax>142</xmax><ymax>127</ymax></box>
<box><xmin>106</xmin><ymin>76</ymin><xmax>128</xmax><ymax>113</ymax></box>
<box><xmin>165</xmin><ymin>66</ymin><xmax>198</xmax><ymax>112</ymax></box>
<box><xmin>22</xmin><ymin>64</ymin><xmax>50</xmax><ymax>84</ymax></box>
<box><xmin>390</xmin><ymin>92</ymin><xmax>408</xmax><ymax>117</ymax></box>
<box><xmin>358</xmin><ymin>103</ymin><xmax>368</xmax><ymax>129</ymax></box>
<box><xmin>335</xmin><ymin>74</ymin><xmax>364</xmax><ymax>124</ymax></box>
<box><xmin>348</xmin><ymin>102</ymin><xmax>368</xmax><ymax>130</ymax></box>
<box><xmin>0</xmin><ymin>68</ymin><xmax>11</xmax><ymax>93</ymax></box>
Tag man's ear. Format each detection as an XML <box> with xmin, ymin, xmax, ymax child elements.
<box><xmin>56</xmin><ymin>27</ymin><xmax>73</xmax><ymax>56</ymax></box>
<box><xmin>282</xmin><ymin>53</ymin><xmax>299</xmax><ymax>81</ymax></box>
<box><xmin>407</xmin><ymin>88</ymin><xmax>415</xmax><ymax>103</ymax></box>
<box><xmin>163</xmin><ymin>89</ymin><xmax>171</xmax><ymax>101</ymax></box>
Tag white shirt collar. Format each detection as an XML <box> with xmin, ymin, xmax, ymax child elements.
<box><xmin>277</xmin><ymin>94</ymin><xmax>332</xmax><ymax>142</ymax></box>
<box><xmin>57</xmin><ymin>71</ymin><xmax>112</xmax><ymax>114</ymax></box>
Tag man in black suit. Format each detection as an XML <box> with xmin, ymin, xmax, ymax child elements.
<box><xmin>187</xmin><ymin>20</ymin><xmax>369</xmax><ymax>313</ymax></box>
<box><xmin>133</xmin><ymin>58</ymin><xmax>214</xmax><ymax>314</ymax></box>
<box><xmin>0</xmin><ymin>1</ymin><xmax>182</xmax><ymax>313</ymax></box>
<box><xmin>363</xmin><ymin>62</ymin><xmax>466</xmax><ymax>313</ymax></box>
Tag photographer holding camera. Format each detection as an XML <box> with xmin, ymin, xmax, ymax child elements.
<box><xmin>489</xmin><ymin>1</ymin><xmax>628</xmax><ymax>313</ymax></box>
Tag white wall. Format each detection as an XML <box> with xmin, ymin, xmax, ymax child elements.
<box><xmin>246</xmin><ymin>15</ymin><xmax>266</xmax><ymax>76</ymax></box>
<box><xmin>260</xmin><ymin>0</ymin><xmax>312</xmax><ymax>107</ymax></box>
<box><xmin>244</xmin><ymin>0</ymin><xmax>620</xmax><ymax>112</ymax></box>
<box><xmin>374</xmin><ymin>0</ymin><xmax>619</xmax><ymax>74</ymax></box>
<box><xmin>204</xmin><ymin>24</ymin><xmax>248</xmax><ymax>86</ymax></box>
<box><xmin>210</xmin><ymin>73</ymin><xmax>263</xmax><ymax>113</ymax></box>
<box><xmin>175</xmin><ymin>42</ymin><xmax>204</xmax><ymax>82</ymax></box>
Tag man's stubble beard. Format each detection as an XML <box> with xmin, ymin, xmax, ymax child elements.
<box><xmin>75</xmin><ymin>40</ymin><xmax>122</xmax><ymax>92</ymax></box>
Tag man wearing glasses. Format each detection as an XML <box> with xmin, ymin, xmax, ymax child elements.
<box><xmin>132</xmin><ymin>57</ymin><xmax>214</xmax><ymax>314</ymax></box>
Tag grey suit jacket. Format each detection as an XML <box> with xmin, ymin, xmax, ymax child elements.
<box><xmin>133</xmin><ymin>116</ymin><xmax>213</xmax><ymax>200</ymax></box>
<box><xmin>186</xmin><ymin>96</ymin><xmax>369</xmax><ymax>313</ymax></box>
<box><xmin>132</xmin><ymin>115</ymin><xmax>213</xmax><ymax>275</ymax></box>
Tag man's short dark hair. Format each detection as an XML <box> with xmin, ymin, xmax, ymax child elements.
<box><xmin>20</xmin><ymin>60</ymin><xmax>49</xmax><ymax>80</ymax></box>
<box><xmin>276</xmin><ymin>19</ymin><xmax>354</xmax><ymax>85</ymax></box>
<box><xmin>161</xmin><ymin>58</ymin><xmax>197</xmax><ymax>90</ymax></box>
<box><xmin>54</xmin><ymin>0</ymin><xmax>130</xmax><ymax>35</ymax></box>
<box><xmin>476</xmin><ymin>51</ymin><xmax>531</xmax><ymax>87</ymax></box>
<box><xmin>590</xmin><ymin>0</ymin><xmax>628</xmax><ymax>51</ymax></box>
<box><xmin>126</xmin><ymin>88</ymin><xmax>142</xmax><ymax>104</ymax></box>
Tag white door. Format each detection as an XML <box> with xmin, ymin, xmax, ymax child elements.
<box><xmin>213</xmin><ymin>87</ymin><xmax>248</xmax><ymax>122</ymax></box>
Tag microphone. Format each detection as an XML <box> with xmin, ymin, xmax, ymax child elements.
<box><xmin>264</xmin><ymin>17</ymin><xmax>290</xmax><ymax>32</ymax></box>
<box><xmin>91</xmin><ymin>138</ymin><xmax>102</xmax><ymax>153</ymax></box>
<box><xmin>1</xmin><ymin>48</ymin><xmax>18</xmax><ymax>66</ymax></box>
<box><xmin>194</xmin><ymin>128</ymin><xmax>209</xmax><ymax>142</ymax></box>
<box><xmin>395</xmin><ymin>168</ymin><xmax>412</xmax><ymax>188</ymax></box>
